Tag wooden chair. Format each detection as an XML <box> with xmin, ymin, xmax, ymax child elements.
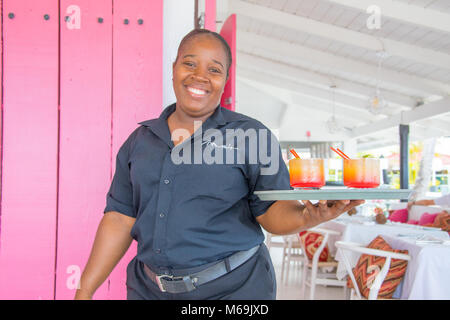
<box><xmin>265</xmin><ymin>232</ymin><xmax>285</xmax><ymax>252</ymax></box>
<box><xmin>299</xmin><ymin>228</ymin><xmax>347</xmax><ymax>300</ymax></box>
<box><xmin>265</xmin><ymin>232</ymin><xmax>304</xmax><ymax>284</ymax></box>
<box><xmin>335</xmin><ymin>241</ymin><xmax>411</xmax><ymax>300</ymax></box>
<box><xmin>280</xmin><ymin>234</ymin><xmax>304</xmax><ymax>284</ymax></box>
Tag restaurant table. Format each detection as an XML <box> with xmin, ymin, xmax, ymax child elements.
<box><xmin>383</xmin><ymin>234</ymin><xmax>450</xmax><ymax>300</ymax></box>
<box><xmin>318</xmin><ymin>216</ymin><xmax>450</xmax><ymax>281</ymax></box>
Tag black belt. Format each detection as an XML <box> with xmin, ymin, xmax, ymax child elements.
<box><xmin>143</xmin><ymin>245</ymin><xmax>260</xmax><ymax>294</ymax></box>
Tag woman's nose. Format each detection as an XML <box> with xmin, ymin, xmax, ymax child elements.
<box><xmin>191</xmin><ymin>69</ymin><xmax>209</xmax><ymax>81</ymax></box>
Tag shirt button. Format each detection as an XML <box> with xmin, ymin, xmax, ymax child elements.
<box><xmin>159</xmin><ymin>213</ymin><xmax>165</xmax><ymax>218</ymax></box>
<box><xmin>164</xmin><ymin>179</ymin><xmax>170</xmax><ymax>184</ymax></box>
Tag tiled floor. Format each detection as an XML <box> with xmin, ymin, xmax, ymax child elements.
<box><xmin>268</xmin><ymin>247</ymin><xmax>347</xmax><ymax>300</ymax></box>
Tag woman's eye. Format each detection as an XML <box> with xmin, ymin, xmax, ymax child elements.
<box><xmin>183</xmin><ymin>62</ymin><xmax>195</xmax><ymax>67</ymax></box>
<box><xmin>209</xmin><ymin>68</ymin><xmax>221</xmax><ymax>74</ymax></box>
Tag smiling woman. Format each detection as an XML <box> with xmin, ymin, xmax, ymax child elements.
<box><xmin>74</xmin><ymin>28</ymin><xmax>363</xmax><ymax>301</ymax></box>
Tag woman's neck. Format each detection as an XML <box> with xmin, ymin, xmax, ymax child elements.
<box><xmin>167</xmin><ymin>109</ymin><xmax>213</xmax><ymax>146</ymax></box>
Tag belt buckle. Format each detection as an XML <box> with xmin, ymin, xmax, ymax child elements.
<box><xmin>156</xmin><ymin>274</ymin><xmax>184</xmax><ymax>292</ymax></box>
<box><xmin>155</xmin><ymin>274</ymin><xmax>174</xmax><ymax>292</ymax></box>
<box><xmin>155</xmin><ymin>274</ymin><xmax>196</xmax><ymax>293</ymax></box>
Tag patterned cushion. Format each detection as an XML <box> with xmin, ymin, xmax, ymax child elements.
<box><xmin>433</xmin><ymin>212</ymin><xmax>450</xmax><ymax>232</ymax></box>
<box><xmin>299</xmin><ymin>231</ymin><xmax>331</xmax><ymax>262</ymax></box>
<box><xmin>346</xmin><ymin>236</ymin><xmax>409</xmax><ymax>299</ymax></box>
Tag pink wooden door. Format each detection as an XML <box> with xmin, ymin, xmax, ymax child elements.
<box><xmin>219</xmin><ymin>14</ymin><xmax>236</xmax><ymax>111</ymax></box>
<box><xmin>0</xmin><ymin>0</ymin><xmax>59</xmax><ymax>299</ymax></box>
<box><xmin>205</xmin><ymin>0</ymin><xmax>216</xmax><ymax>32</ymax></box>
<box><xmin>55</xmin><ymin>0</ymin><xmax>113</xmax><ymax>300</ymax></box>
<box><xmin>0</xmin><ymin>0</ymin><xmax>163</xmax><ymax>300</ymax></box>
<box><xmin>107</xmin><ymin>0</ymin><xmax>163</xmax><ymax>300</ymax></box>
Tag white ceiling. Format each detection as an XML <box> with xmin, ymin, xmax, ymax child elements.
<box><xmin>223</xmin><ymin>0</ymin><xmax>450</xmax><ymax>151</ymax></box>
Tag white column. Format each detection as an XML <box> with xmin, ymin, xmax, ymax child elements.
<box><xmin>410</xmin><ymin>138</ymin><xmax>437</xmax><ymax>201</ymax></box>
<box><xmin>163</xmin><ymin>0</ymin><xmax>195</xmax><ymax>108</ymax></box>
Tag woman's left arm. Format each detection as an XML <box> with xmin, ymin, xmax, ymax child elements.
<box><xmin>256</xmin><ymin>199</ymin><xmax>364</xmax><ymax>235</ymax></box>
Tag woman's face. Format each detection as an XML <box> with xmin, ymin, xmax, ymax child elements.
<box><xmin>172</xmin><ymin>34</ymin><xmax>228</xmax><ymax>119</ymax></box>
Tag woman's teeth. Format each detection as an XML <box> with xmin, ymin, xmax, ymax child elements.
<box><xmin>187</xmin><ymin>87</ymin><xmax>207</xmax><ymax>96</ymax></box>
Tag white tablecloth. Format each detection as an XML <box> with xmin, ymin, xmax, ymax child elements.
<box><xmin>383</xmin><ymin>235</ymin><xmax>450</xmax><ymax>300</ymax></box>
<box><xmin>319</xmin><ymin>216</ymin><xmax>450</xmax><ymax>281</ymax></box>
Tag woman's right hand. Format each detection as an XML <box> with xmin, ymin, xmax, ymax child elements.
<box><xmin>72</xmin><ymin>211</ymin><xmax>135</xmax><ymax>300</ymax></box>
<box><xmin>74</xmin><ymin>289</ymin><xmax>93</xmax><ymax>300</ymax></box>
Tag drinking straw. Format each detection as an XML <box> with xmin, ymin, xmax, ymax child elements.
<box><xmin>290</xmin><ymin>149</ymin><xmax>301</xmax><ymax>159</ymax></box>
<box><xmin>337</xmin><ymin>148</ymin><xmax>351</xmax><ymax>160</ymax></box>
<box><xmin>330</xmin><ymin>147</ymin><xmax>350</xmax><ymax>160</ymax></box>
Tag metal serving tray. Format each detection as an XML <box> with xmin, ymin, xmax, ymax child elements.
<box><xmin>254</xmin><ymin>188</ymin><xmax>412</xmax><ymax>201</ymax></box>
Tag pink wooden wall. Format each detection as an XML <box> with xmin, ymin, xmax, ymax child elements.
<box><xmin>205</xmin><ymin>0</ymin><xmax>217</xmax><ymax>32</ymax></box>
<box><xmin>0</xmin><ymin>0</ymin><xmax>163</xmax><ymax>300</ymax></box>
<box><xmin>0</xmin><ymin>0</ymin><xmax>59</xmax><ymax>300</ymax></box>
<box><xmin>220</xmin><ymin>14</ymin><xmax>236</xmax><ymax>112</ymax></box>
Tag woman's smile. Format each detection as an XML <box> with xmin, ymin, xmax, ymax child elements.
<box><xmin>185</xmin><ymin>85</ymin><xmax>209</xmax><ymax>99</ymax></box>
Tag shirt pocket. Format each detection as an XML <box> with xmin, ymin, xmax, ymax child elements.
<box><xmin>177</xmin><ymin>163</ymin><xmax>248</xmax><ymax>202</ymax></box>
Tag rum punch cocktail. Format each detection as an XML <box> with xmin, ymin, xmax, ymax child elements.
<box><xmin>343</xmin><ymin>158</ymin><xmax>380</xmax><ymax>188</ymax></box>
<box><xmin>289</xmin><ymin>158</ymin><xmax>325</xmax><ymax>188</ymax></box>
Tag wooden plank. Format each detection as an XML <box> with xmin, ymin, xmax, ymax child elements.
<box><xmin>107</xmin><ymin>0</ymin><xmax>163</xmax><ymax>300</ymax></box>
<box><xmin>205</xmin><ymin>0</ymin><xmax>216</xmax><ymax>31</ymax></box>
<box><xmin>0</xmin><ymin>1</ymin><xmax>3</xmax><ymax>238</ymax></box>
<box><xmin>0</xmin><ymin>0</ymin><xmax>58</xmax><ymax>299</ymax></box>
<box><xmin>55</xmin><ymin>0</ymin><xmax>112</xmax><ymax>300</ymax></box>
<box><xmin>219</xmin><ymin>14</ymin><xmax>236</xmax><ymax>111</ymax></box>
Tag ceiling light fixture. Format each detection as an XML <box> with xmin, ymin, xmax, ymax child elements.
<box><xmin>326</xmin><ymin>84</ymin><xmax>342</xmax><ymax>134</ymax></box>
<box><xmin>367</xmin><ymin>50</ymin><xmax>390</xmax><ymax>115</ymax></box>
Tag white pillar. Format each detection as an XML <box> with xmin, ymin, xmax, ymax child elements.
<box><xmin>410</xmin><ymin>138</ymin><xmax>437</xmax><ymax>201</ymax></box>
<box><xmin>163</xmin><ymin>0</ymin><xmax>195</xmax><ymax>108</ymax></box>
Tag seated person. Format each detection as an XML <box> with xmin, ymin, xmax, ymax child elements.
<box><xmin>408</xmin><ymin>193</ymin><xmax>450</xmax><ymax>211</ymax></box>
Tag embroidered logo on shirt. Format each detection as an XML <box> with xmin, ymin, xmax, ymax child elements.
<box><xmin>170</xmin><ymin>121</ymin><xmax>280</xmax><ymax>175</ymax></box>
<box><xmin>202</xmin><ymin>139</ymin><xmax>238</xmax><ymax>151</ymax></box>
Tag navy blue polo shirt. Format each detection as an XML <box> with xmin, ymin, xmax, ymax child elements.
<box><xmin>104</xmin><ymin>103</ymin><xmax>291</xmax><ymax>270</ymax></box>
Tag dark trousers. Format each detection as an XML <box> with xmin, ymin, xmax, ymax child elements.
<box><xmin>126</xmin><ymin>244</ymin><xmax>276</xmax><ymax>300</ymax></box>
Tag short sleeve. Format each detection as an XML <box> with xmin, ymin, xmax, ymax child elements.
<box><xmin>247</xmin><ymin>126</ymin><xmax>292</xmax><ymax>218</ymax></box>
<box><xmin>104</xmin><ymin>133</ymin><xmax>136</xmax><ymax>218</ymax></box>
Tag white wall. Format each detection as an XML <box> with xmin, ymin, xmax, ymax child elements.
<box><xmin>279</xmin><ymin>105</ymin><xmax>350</xmax><ymax>142</ymax></box>
<box><xmin>235</xmin><ymin>80</ymin><xmax>287</xmax><ymax>130</ymax></box>
<box><xmin>163</xmin><ymin>0</ymin><xmax>195</xmax><ymax>108</ymax></box>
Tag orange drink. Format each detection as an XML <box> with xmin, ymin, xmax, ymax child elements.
<box><xmin>289</xmin><ymin>159</ymin><xmax>325</xmax><ymax>188</ymax></box>
<box><xmin>343</xmin><ymin>158</ymin><xmax>380</xmax><ymax>188</ymax></box>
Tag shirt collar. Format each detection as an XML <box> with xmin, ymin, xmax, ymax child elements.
<box><xmin>138</xmin><ymin>103</ymin><xmax>229</xmax><ymax>147</ymax></box>
<box><xmin>138</xmin><ymin>103</ymin><xmax>228</xmax><ymax>128</ymax></box>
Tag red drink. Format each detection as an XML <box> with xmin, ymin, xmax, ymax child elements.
<box><xmin>289</xmin><ymin>159</ymin><xmax>325</xmax><ymax>188</ymax></box>
<box><xmin>343</xmin><ymin>159</ymin><xmax>380</xmax><ymax>188</ymax></box>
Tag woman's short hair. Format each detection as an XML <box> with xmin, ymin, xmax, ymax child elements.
<box><xmin>175</xmin><ymin>29</ymin><xmax>232</xmax><ymax>78</ymax></box>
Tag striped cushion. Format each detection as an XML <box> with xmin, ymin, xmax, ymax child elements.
<box><xmin>299</xmin><ymin>231</ymin><xmax>331</xmax><ymax>262</ymax></box>
<box><xmin>433</xmin><ymin>212</ymin><xmax>450</xmax><ymax>233</ymax></box>
<box><xmin>346</xmin><ymin>236</ymin><xmax>408</xmax><ymax>299</ymax></box>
